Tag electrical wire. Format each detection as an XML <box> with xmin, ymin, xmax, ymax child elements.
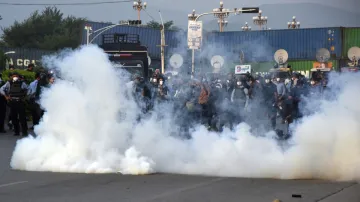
<box><xmin>0</xmin><ymin>0</ymin><xmax>132</xmax><ymax>6</ymax></box>
<box><xmin>143</xmin><ymin>9</ymin><xmax>156</xmax><ymax>21</ymax></box>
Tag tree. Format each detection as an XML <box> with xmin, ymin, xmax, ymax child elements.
<box><xmin>146</xmin><ymin>20</ymin><xmax>180</xmax><ymax>31</ymax></box>
<box><xmin>1</xmin><ymin>7</ymin><xmax>86</xmax><ymax>50</ymax></box>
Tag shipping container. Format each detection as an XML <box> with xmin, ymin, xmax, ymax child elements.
<box><xmin>0</xmin><ymin>47</ymin><xmax>55</xmax><ymax>69</ymax></box>
<box><xmin>342</xmin><ymin>27</ymin><xmax>360</xmax><ymax>57</ymax></box>
<box><xmin>242</xmin><ymin>60</ymin><xmax>339</xmax><ymax>78</ymax></box>
<box><xmin>81</xmin><ymin>21</ymin><xmax>184</xmax><ymax>59</ymax></box>
<box><xmin>202</xmin><ymin>27</ymin><xmax>342</xmax><ymax>61</ymax></box>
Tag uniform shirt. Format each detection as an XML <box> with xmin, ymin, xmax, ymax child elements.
<box><xmin>27</xmin><ymin>79</ymin><xmax>39</xmax><ymax>97</ymax></box>
<box><xmin>274</xmin><ymin>82</ymin><xmax>287</xmax><ymax>97</ymax></box>
<box><xmin>0</xmin><ymin>81</ymin><xmax>28</xmax><ymax>96</ymax></box>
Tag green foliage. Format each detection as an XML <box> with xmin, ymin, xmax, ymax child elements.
<box><xmin>2</xmin><ymin>69</ymin><xmax>35</xmax><ymax>84</ymax></box>
<box><xmin>1</xmin><ymin>7</ymin><xmax>86</xmax><ymax>50</ymax></box>
<box><xmin>146</xmin><ymin>20</ymin><xmax>180</xmax><ymax>31</ymax></box>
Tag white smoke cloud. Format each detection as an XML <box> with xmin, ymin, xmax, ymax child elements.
<box><xmin>9</xmin><ymin>45</ymin><xmax>360</xmax><ymax>181</ymax></box>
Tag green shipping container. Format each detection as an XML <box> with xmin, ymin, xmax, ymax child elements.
<box><xmin>244</xmin><ymin>60</ymin><xmax>339</xmax><ymax>77</ymax></box>
<box><xmin>342</xmin><ymin>28</ymin><xmax>360</xmax><ymax>57</ymax></box>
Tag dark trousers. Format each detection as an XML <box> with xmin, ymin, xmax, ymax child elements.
<box><xmin>9</xmin><ymin>100</ymin><xmax>28</xmax><ymax>135</ymax></box>
<box><xmin>30</xmin><ymin>100</ymin><xmax>43</xmax><ymax>126</ymax></box>
<box><xmin>0</xmin><ymin>96</ymin><xmax>7</xmax><ymax>131</ymax></box>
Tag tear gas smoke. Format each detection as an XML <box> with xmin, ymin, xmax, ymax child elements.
<box><xmin>10</xmin><ymin>45</ymin><xmax>360</xmax><ymax>181</ymax></box>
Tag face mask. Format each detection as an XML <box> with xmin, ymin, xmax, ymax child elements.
<box><xmin>311</xmin><ymin>81</ymin><xmax>315</xmax><ymax>85</ymax></box>
<box><xmin>265</xmin><ymin>79</ymin><xmax>270</xmax><ymax>83</ymax></box>
<box><xmin>276</xmin><ymin>78</ymin><xmax>280</xmax><ymax>82</ymax></box>
<box><xmin>237</xmin><ymin>81</ymin><xmax>241</xmax><ymax>85</ymax></box>
<box><xmin>153</xmin><ymin>78</ymin><xmax>157</xmax><ymax>83</ymax></box>
<box><xmin>159</xmin><ymin>81</ymin><xmax>163</xmax><ymax>85</ymax></box>
<box><xmin>12</xmin><ymin>77</ymin><xmax>19</xmax><ymax>82</ymax></box>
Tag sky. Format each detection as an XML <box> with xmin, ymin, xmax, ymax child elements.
<box><xmin>0</xmin><ymin>0</ymin><xmax>359</xmax><ymax>32</ymax></box>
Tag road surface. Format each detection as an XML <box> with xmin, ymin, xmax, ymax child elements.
<box><xmin>0</xmin><ymin>132</ymin><xmax>359</xmax><ymax>202</ymax></box>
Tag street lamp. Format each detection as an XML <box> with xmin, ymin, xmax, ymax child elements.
<box><xmin>84</xmin><ymin>21</ymin><xmax>130</xmax><ymax>45</ymax></box>
<box><xmin>188</xmin><ymin>9</ymin><xmax>198</xmax><ymax>21</ymax></box>
<box><xmin>241</xmin><ymin>22</ymin><xmax>251</xmax><ymax>31</ymax></box>
<box><xmin>287</xmin><ymin>16</ymin><xmax>300</xmax><ymax>29</ymax></box>
<box><xmin>252</xmin><ymin>10</ymin><xmax>268</xmax><ymax>30</ymax></box>
<box><xmin>212</xmin><ymin>1</ymin><xmax>231</xmax><ymax>32</ymax></box>
<box><xmin>133</xmin><ymin>0</ymin><xmax>147</xmax><ymax>21</ymax></box>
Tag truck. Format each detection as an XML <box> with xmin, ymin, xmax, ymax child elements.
<box><xmin>99</xmin><ymin>33</ymin><xmax>150</xmax><ymax>79</ymax></box>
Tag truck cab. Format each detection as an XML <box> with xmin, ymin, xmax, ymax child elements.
<box><xmin>99</xmin><ymin>33</ymin><xmax>149</xmax><ymax>79</ymax></box>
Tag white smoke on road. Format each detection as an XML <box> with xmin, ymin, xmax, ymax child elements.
<box><xmin>10</xmin><ymin>45</ymin><xmax>360</xmax><ymax>181</ymax></box>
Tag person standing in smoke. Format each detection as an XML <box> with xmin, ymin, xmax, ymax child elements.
<box><xmin>230</xmin><ymin>79</ymin><xmax>250</xmax><ymax>124</ymax></box>
<box><xmin>132</xmin><ymin>76</ymin><xmax>151</xmax><ymax>116</ymax></box>
<box><xmin>0</xmin><ymin>73</ymin><xmax>6</xmax><ymax>133</ymax></box>
<box><xmin>290</xmin><ymin>79</ymin><xmax>307</xmax><ymax>119</ymax></box>
<box><xmin>262</xmin><ymin>75</ymin><xmax>277</xmax><ymax>129</ymax></box>
<box><xmin>275</xmin><ymin>96</ymin><xmax>293</xmax><ymax>139</ymax></box>
<box><xmin>224</xmin><ymin>73</ymin><xmax>235</xmax><ymax>99</ymax></box>
<box><xmin>291</xmin><ymin>73</ymin><xmax>299</xmax><ymax>89</ymax></box>
<box><xmin>0</xmin><ymin>72</ymin><xmax>28</xmax><ymax>136</ymax></box>
<box><xmin>273</xmin><ymin>76</ymin><xmax>287</xmax><ymax>102</ymax></box>
<box><xmin>198</xmin><ymin>81</ymin><xmax>211</xmax><ymax>127</ymax></box>
<box><xmin>308</xmin><ymin>79</ymin><xmax>322</xmax><ymax>97</ymax></box>
<box><xmin>156</xmin><ymin>78</ymin><xmax>169</xmax><ymax>102</ymax></box>
<box><xmin>28</xmin><ymin>72</ymin><xmax>44</xmax><ymax>129</ymax></box>
<box><xmin>284</xmin><ymin>77</ymin><xmax>292</xmax><ymax>93</ymax></box>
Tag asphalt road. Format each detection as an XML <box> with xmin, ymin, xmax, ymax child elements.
<box><xmin>0</xmin><ymin>132</ymin><xmax>359</xmax><ymax>202</ymax></box>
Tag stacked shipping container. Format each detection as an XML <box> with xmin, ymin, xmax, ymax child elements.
<box><xmin>0</xmin><ymin>47</ymin><xmax>55</xmax><ymax>69</ymax></box>
<box><xmin>341</xmin><ymin>27</ymin><xmax>360</xmax><ymax>57</ymax></box>
<box><xmin>80</xmin><ymin>22</ymin><xmax>359</xmax><ymax>72</ymax></box>
<box><xmin>80</xmin><ymin>21</ymin><xmax>184</xmax><ymax>59</ymax></box>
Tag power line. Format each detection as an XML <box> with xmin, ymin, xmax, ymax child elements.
<box><xmin>0</xmin><ymin>0</ymin><xmax>132</xmax><ymax>6</ymax></box>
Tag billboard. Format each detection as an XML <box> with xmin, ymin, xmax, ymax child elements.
<box><xmin>187</xmin><ymin>21</ymin><xmax>203</xmax><ymax>50</ymax></box>
<box><xmin>235</xmin><ymin>65</ymin><xmax>252</xmax><ymax>74</ymax></box>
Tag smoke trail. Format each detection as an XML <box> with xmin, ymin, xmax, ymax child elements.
<box><xmin>9</xmin><ymin>45</ymin><xmax>360</xmax><ymax>181</ymax></box>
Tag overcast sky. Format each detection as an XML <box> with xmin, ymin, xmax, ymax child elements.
<box><xmin>0</xmin><ymin>0</ymin><xmax>359</xmax><ymax>31</ymax></box>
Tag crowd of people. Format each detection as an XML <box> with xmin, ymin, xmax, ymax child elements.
<box><xmin>0</xmin><ymin>63</ymin><xmax>330</xmax><ymax>139</ymax></box>
<box><xmin>0</xmin><ymin>64</ymin><xmax>55</xmax><ymax>136</ymax></box>
<box><xmin>131</xmin><ymin>68</ymin><xmax>329</xmax><ymax>139</ymax></box>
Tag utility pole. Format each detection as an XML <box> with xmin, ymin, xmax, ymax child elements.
<box><xmin>157</xmin><ymin>11</ymin><xmax>167</xmax><ymax>74</ymax></box>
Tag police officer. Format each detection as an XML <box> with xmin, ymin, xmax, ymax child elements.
<box><xmin>0</xmin><ymin>73</ymin><xmax>28</xmax><ymax>136</ymax></box>
<box><xmin>28</xmin><ymin>72</ymin><xmax>48</xmax><ymax>128</ymax></box>
<box><xmin>262</xmin><ymin>75</ymin><xmax>277</xmax><ymax>129</ymax></box>
<box><xmin>0</xmin><ymin>73</ymin><xmax>6</xmax><ymax>133</ymax></box>
<box><xmin>230</xmin><ymin>79</ymin><xmax>250</xmax><ymax>124</ymax></box>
